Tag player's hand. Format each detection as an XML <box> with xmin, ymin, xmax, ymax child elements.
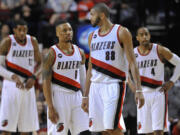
<box><xmin>81</xmin><ymin>97</ymin><xmax>89</xmax><ymax>113</ymax></box>
<box><xmin>135</xmin><ymin>92</ymin><xmax>145</xmax><ymax>108</ymax></box>
<box><xmin>25</xmin><ymin>78</ymin><xmax>35</xmax><ymax>90</ymax></box>
<box><xmin>11</xmin><ymin>74</ymin><xmax>24</xmax><ymax>89</ymax></box>
<box><xmin>160</xmin><ymin>81</ymin><xmax>174</xmax><ymax>93</ymax></box>
<box><xmin>48</xmin><ymin>106</ymin><xmax>59</xmax><ymax>124</ymax></box>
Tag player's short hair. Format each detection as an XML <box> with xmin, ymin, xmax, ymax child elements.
<box><xmin>13</xmin><ymin>19</ymin><xmax>27</xmax><ymax>28</ymax></box>
<box><xmin>136</xmin><ymin>27</ymin><xmax>150</xmax><ymax>35</ymax></box>
<box><xmin>92</xmin><ymin>3</ymin><xmax>110</xmax><ymax>18</ymax></box>
<box><xmin>55</xmin><ymin>20</ymin><xmax>68</xmax><ymax>27</ymax></box>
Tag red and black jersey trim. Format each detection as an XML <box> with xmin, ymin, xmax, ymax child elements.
<box><xmin>52</xmin><ymin>71</ymin><xmax>81</xmax><ymax>91</ymax></box>
<box><xmin>141</xmin><ymin>76</ymin><xmax>163</xmax><ymax>88</ymax></box>
<box><xmin>91</xmin><ymin>58</ymin><xmax>126</xmax><ymax>81</ymax></box>
<box><xmin>6</xmin><ymin>60</ymin><xmax>32</xmax><ymax>78</ymax></box>
<box><xmin>114</xmin><ymin>81</ymin><xmax>126</xmax><ymax>129</ymax></box>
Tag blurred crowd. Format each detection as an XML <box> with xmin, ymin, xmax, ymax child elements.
<box><xmin>0</xmin><ymin>0</ymin><xmax>180</xmax><ymax>135</ymax></box>
<box><xmin>0</xmin><ymin>0</ymin><xmax>179</xmax><ymax>49</ymax></box>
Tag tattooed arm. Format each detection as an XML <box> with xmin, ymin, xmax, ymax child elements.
<box><xmin>42</xmin><ymin>48</ymin><xmax>59</xmax><ymax>124</ymax></box>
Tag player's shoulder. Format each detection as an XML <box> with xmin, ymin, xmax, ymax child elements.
<box><xmin>1</xmin><ymin>36</ymin><xmax>11</xmax><ymax>42</ymax></box>
<box><xmin>88</xmin><ymin>31</ymin><xmax>94</xmax><ymax>39</ymax></box>
<box><xmin>30</xmin><ymin>35</ymin><xmax>38</xmax><ymax>42</ymax></box>
<box><xmin>44</xmin><ymin>47</ymin><xmax>56</xmax><ymax>62</ymax></box>
<box><xmin>118</xmin><ymin>25</ymin><xmax>130</xmax><ymax>34</ymax></box>
<box><xmin>75</xmin><ymin>45</ymin><xmax>85</xmax><ymax>57</ymax></box>
<box><xmin>117</xmin><ymin>25</ymin><xmax>132</xmax><ymax>43</ymax></box>
<box><xmin>156</xmin><ymin>43</ymin><xmax>169</xmax><ymax>52</ymax></box>
<box><xmin>0</xmin><ymin>36</ymin><xmax>11</xmax><ymax>46</ymax></box>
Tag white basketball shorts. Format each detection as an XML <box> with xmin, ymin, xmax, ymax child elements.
<box><xmin>89</xmin><ymin>82</ymin><xmax>126</xmax><ymax>132</ymax></box>
<box><xmin>47</xmin><ymin>88</ymin><xmax>89</xmax><ymax>135</ymax></box>
<box><xmin>0</xmin><ymin>79</ymin><xmax>39</xmax><ymax>132</ymax></box>
<box><xmin>137</xmin><ymin>90</ymin><xmax>168</xmax><ymax>134</ymax></box>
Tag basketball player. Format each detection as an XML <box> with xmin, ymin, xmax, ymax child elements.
<box><xmin>0</xmin><ymin>19</ymin><xmax>41</xmax><ymax>135</ymax></box>
<box><xmin>42</xmin><ymin>20</ymin><xmax>89</xmax><ymax>135</ymax></box>
<box><xmin>81</xmin><ymin>3</ymin><xmax>144</xmax><ymax>135</ymax></box>
<box><xmin>129</xmin><ymin>27</ymin><xmax>180</xmax><ymax>135</ymax></box>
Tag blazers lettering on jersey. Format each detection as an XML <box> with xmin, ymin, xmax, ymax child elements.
<box><xmin>140</xmin><ymin>76</ymin><xmax>163</xmax><ymax>88</ymax></box>
<box><xmin>12</xmin><ymin>50</ymin><xmax>34</xmax><ymax>57</ymax></box>
<box><xmin>6</xmin><ymin>60</ymin><xmax>33</xmax><ymax>78</ymax></box>
<box><xmin>91</xmin><ymin>41</ymin><xmax>115</xmax><ymax>51</ymax></box>
<box><xmin>91</xmin><ymin>57</ymin><xmax>126</xmax><ymax>81</ymax></box>
<box><xmin>134</xmin><ymin>44</ymin><xmax>164</xmax><ymax>90</ymax></box>
<box><xmin>5</xmin><ymin>35</ymin><xmax>34</xmax><ymax>79</ymax></box>
<box><xmin>52</xmin><ymin>71</ymin><xmax>81</xmax><ymax>91</ymax></box>
<box><xmin>51</xmin><ymin>45</ymin><xmax>82</xmax><ymax>92</ymax></box>
<box><xmin>57</xmin><ymin>61</ymin><xmax>81</xmax><ymax>70</ymax></box>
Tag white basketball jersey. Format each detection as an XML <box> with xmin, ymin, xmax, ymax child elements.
<box><xmin>5</xmin><ymin>34</ymin><xmax>35</xmax><ymax>79</ymax></box>
<box><xmin>51</xmin><ymin>45</ymin><xmax>82</xmax><ymax>92</ymax></box>
<box><xmin>134</xmin><ymin>44</ymin><xmax>164</xmax><ymax>91</ymax></box>
<box><xmin>90</xmin><ymin>24</ymin><xmax>128</xmax><ymax>83</ymax></box>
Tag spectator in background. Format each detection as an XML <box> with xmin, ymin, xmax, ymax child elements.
<box><xmin>46</xmin><ymin>0</ymin><xmax>77</xmax><ymax>25</ymax></box>
<box><xmin>77</xmin><ymin>0</ymin><xmax>94</xmax><ymax>22</ymax></box>
<box><xmin>0</xmin><ymin>24</ymin><xmax>10</xmax><ymax>41</ymax></box>
<box><xmin>11</xmin><ymin>0</ymin><xmax>44</xmax><ymax>37</ymax></box>
<box><xmin>0</xmin><ymin>0</ymin><xmax>21</xmax><ymax>9</ymax></box>
<box><xmin>115</xmin><ymin>0</ymin><xmax>139</xmax><ymax>32</ymax></box>
<box><xmin>92</xmin><ymin>0</ymin><xmax>111</xmax><ymax>6</ymax></box>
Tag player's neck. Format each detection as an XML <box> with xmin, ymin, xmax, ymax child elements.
<box><xmin>14</xmin><ymin>35</ymin><xmax>26</xmax><ymax>45</ymax></box>
<box><xmin>57</xmin><ymin>42</ymin><xmax>73</xmax><ymax>55</ymax></box>
<box><xmin>138</xmin><ymin>43</ymin><xmax>152</xmax><ymax>54</ymax></box>
<box><xmin>99</xmin><ymin>19</ymin><xmax>113</xmax><ymax>34</ymax></box>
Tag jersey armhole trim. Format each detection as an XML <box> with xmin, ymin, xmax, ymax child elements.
<box><xmin>51</xmin><ymin>47</ymin><xmax>56</xmax><ymax>66</ymax></box>
<box><xmin>156</xmin><ymin>44</ymin><xmax>164</xmax><ymax>63</ymax></box>
<box><xmin>6</xmin><ymin>36</ymin><xmax>12</xmax><ymax>56</ymax></box>
<box><xmin>117</xmin><ymin>25</ymin><xmax>123</xmax><ymax>48</ymax></box>
<box><xmin>77</xmin><ymin>47</ymin><xmax>83</xmax><ymax>61</ymax></box>
<box><xmin>30</xmin><ymin>36</ymin><xmax>35</xmax><ymax>50</ymax></box>
<box><xmin>89</xmin><ymin>31</ymin><xmax>94</xmax><ymax>46</ymax></box>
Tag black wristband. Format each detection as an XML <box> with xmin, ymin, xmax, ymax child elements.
<box><xmin>29</xmin><ymin>74</ymin><xmax>36</xmax><ymax>80</ymax></box>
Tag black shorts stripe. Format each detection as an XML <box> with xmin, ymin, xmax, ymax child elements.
<box><xmin>92</xmin><ymin>64</ymin><xmax>126</xmax><ymax>81</ymax></box>
<box><xmin>113</xmin><ymin>82</ymin><xmax>125</xmax><ymax>129</ymax></box>
<box><xmin>52</xmin><ymin>77</ymin><xmax>80</xmax><ymax>92</ymax></box>
<box><xmin>163</xmin><ymin>93</ymin><xmax>168</xmax><ymax>129</ymax></box>
<box><xmin>141</xmin><ymin>81</ymin><xmax>161</xmax><ymax>88</ymax></box>
<box><xmin>7</xmin><ymin>66</ymin><xmax>29</xmax><ymax>78</ymax></box>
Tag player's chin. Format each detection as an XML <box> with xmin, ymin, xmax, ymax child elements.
<box><xmin>65</xmin><ymin>40</ymin><xmax>72</xmax><ymax>43</ymax></box>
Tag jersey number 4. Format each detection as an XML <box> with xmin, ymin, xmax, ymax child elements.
<box><xmin>105</xmin><ymin>51</ymin><xmax>115</xmax><ymax>61</ymax></box>
<box><xmin>151</xmin><ymin>68</ymin><xmax>155</xmax><ymax>76</ymax></box>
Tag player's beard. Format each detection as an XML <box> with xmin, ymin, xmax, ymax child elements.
<box><xmin>92</xmin><ymin>17</ymin><xmax>100</xmax><ymax>27</ymax></box>
<box><xmin>65</xmin><ymin>40</ymin><xmax>72</xmax><ymax>43</ymax></box>
<box><xmin>142</xmin><ymin>40</ymin><xmax>150</xmax><ymax>46</ymax></box>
